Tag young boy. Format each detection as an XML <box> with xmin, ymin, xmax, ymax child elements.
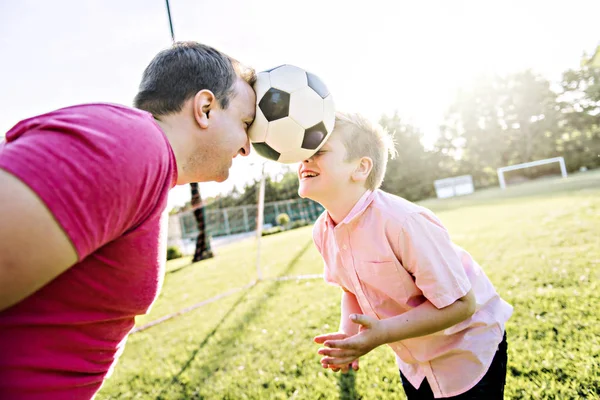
<box><xmin>300</xmin><ymin>112</ymin><xmax>513</xmax><ymax>399</ymax></box>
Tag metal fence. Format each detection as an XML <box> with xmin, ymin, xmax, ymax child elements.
<box><xmin>173</xmin><ymin>197</ymin><xmax>325</xmax><ymax>240</ymax></box>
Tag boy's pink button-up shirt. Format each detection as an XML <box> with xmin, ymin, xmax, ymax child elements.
<box><xmin>313</xmin><ymin>189</ymin><xmax>513</xmax><ymax>398</ymax></box>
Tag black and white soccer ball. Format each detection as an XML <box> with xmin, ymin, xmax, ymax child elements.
<box><xmin>248</xmin><ymin>65</ymin><xmax>335</xmax><ymax>164</ymax></box>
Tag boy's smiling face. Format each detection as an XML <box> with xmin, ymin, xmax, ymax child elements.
<box><xmin>297</xmin><ymin>131</ymin><xmax>357</xmax><ymax>202</ymax></box>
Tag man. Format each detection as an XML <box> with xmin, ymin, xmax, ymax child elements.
<box><xmin>0</xmin><ymin>41</ymin><xmax>256</xmax><ymax>399</ymax></box>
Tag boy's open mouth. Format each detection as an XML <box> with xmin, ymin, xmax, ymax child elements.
<box><xmin>301</xmin><ymin>171</ymin><xmax>319</xmax><ymax>179</ymax></box>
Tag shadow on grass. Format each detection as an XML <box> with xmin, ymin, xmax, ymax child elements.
<box><xmin>155</xmin><ymin>238</ymin><xmax>314</xmax><ymax>399</ymax></box>
<box><xmin>153</xmin><ymin>283</ymin><xmax>256</xmax><ymax>399</ymax></box>
<box><xmin>166</xmin><ymin>263</ymin><xmax>196</xmax><ymax>276</ymax></box>
<box><xmin>166</xmin><ymin>257</ymin><xmax>208</xmax><ymax>275</ymax></box>
<box><xmin>338</xmin><ymin>370</ymin><xmax>360</xmax><ymax>400</ymax></box>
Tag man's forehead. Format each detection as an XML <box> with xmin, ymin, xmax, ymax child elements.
<box><xmin>235</xmin><ymin>79</ymin><xmax>256</xmax><ymax>118</ymax></box>
<box><xmin>244</xmin><ymin>101</ymin><xmax>256</xmax><ymax>119</ymax></box>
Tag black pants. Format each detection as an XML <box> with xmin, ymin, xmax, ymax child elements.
<box><xmin>400</xmin><ymin>333</ymin><xmax>508</xmax><ymax>399</ymax></box>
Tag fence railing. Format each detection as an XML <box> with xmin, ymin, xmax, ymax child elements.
<box><xmin>171</xmin><ymin>198</ymin><xmax>324</xmax><ymax>240</ymax></box>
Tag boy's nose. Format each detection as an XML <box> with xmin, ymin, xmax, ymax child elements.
<box><xmin>239</xmin><ymin>137</ymin><xmax>251</xmax><ymax>157</ymax></box>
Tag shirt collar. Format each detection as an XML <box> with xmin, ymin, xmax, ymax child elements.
<box><xmin>325</xmin><ymin>189</ymin><xmax>376</xmax><ymax>229</ymax></box>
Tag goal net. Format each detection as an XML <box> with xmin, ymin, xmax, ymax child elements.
<box><xmin>497</xmin><ymin>157</ymin><xmax>568</xmax><ymax>189</ymax></box>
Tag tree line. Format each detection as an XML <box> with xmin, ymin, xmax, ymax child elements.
<box><xmin>177</xmin><ymin>45</ymin><xmax>600</xmax><ymax>211</ymax></box>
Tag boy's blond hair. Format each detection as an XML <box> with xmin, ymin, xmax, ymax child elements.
<box><xmin>333</xmin><ymin>112</ymin><xmax>397</xmax><ymax>190</ymax></box>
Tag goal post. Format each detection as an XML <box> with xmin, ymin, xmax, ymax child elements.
<box><xmin>255</xmin><ymin>163</ymin><xmax>266</xmax><ymax>281</ymax></box>
<box><xmin>497</xmin><ymin>157</ymin><xmax>568</xmax><ymax>189</ymax></box>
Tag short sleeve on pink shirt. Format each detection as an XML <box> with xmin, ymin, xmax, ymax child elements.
<box><xmin>0</xmin><ymin>103</ymin><xmax>176</xmax><ymax>260</ymax></box>
<box><xmin>398</xmin><ymin>212</ymin><xmax>472</xmax><ymax>308</ymax></box>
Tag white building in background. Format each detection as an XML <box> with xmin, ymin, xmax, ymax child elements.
<box><xmin>433</xmin><ymin>175</ymin><xmax>475</xmax><ymax>199</ymax></box>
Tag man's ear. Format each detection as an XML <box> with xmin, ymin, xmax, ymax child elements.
<box><xmin>351</xmin><ymin>156</ymin><xmax>373</xmax><ymax>183</ymax></box>
<box><xmin>193</xmin><ymin>89</ymin><xmax>216</xmax><ymax>129</ymax></box>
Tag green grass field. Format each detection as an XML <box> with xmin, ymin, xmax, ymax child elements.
<box><xmin>97</xmin><ymin>171</ymin><xmax>600</xmax><ymax>400</ymax></box>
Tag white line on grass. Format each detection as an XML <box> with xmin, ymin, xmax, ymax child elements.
<box><xmin>130</xmin><ymin>274</ymin><xmax>324</xmax><ymax>334</ymax></box>
<box><xmin>131</xmin><ymin>281</ymin><xmax>257</xmax><ymax>334</ymax></box>
<box><xmin>267</xmin><ymin>274</ymin><xmax>323</xmax><ymax>282</ymax></box>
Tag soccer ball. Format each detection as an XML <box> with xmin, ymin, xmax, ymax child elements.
<box><xmin>248</xmin><ymin>65</ymin><xmax>335</xmax><ymax>164</ymax></box>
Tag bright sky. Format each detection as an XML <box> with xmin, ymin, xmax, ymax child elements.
<box><xmin>1</xmin><ymin>0</ymin><xmax>599</xmax><ymax>209</ymax></box>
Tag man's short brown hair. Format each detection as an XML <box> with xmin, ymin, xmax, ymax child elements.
<box><xmin>134</xmin><ymin>41</ymin><xmax>256</xmax><ymax>116</ymax></box>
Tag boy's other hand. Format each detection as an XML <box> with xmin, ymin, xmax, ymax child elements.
<box><xmin>328</xmin><ymin>358</ymin><xmax>359</xmax><ymax>373</ymax></box>
<box><xmin>314</xmin><ymin>331</ymin><xmax>349</xmax><ymax>344</ymax></box>
<box><xmin>314</xmin><ymin>332</ymin><xmax>360</xmax><ymax>373</ymax></box>
<box><xmin>316</xmin><ymin>314</ymin><xmax>387</xmax><ymax>367</ymax></box>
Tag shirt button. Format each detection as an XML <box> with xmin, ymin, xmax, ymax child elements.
<box><xmin>342</xmin><ymin>245</ymin><xmax>347</xmax><ymax>250</ymax></box>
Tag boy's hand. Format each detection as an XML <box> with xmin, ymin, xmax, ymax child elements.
<box><xmin>329</xmin><ymin>358</ymin><xmax>360</xmax><ymax>373</ymax></box>
<box><xmin>314</xmin><ymin>332</ymin><xmax>360</xmax><ymax>373</ymax></box>
<box><xmin>316</xmin><ymin>314</ymin><xmax>387</xmax><ymax>368</ymax></box>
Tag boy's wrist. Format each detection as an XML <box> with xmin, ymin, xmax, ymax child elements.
<box><xmin>378</xmin><ymin>318</ymin><xmax>402</xmax><ymax>344</ymax></box>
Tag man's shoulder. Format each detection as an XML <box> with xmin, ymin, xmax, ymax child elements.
<box><xmin>55</xmin><ymin>102</ymin><xmax>149</xmax><ymax>116</ymax></box>
<box><xmin>53</xmin><ymin>102</ymin><xmax>156</xmax><ymax>130</ymax></box>
<box><xmin>24</xmin><ymin>102</ymin><xmax>149</xmax><ymax>120</ymax></box>
<box><xmin>28</xmin><ymin>102</ymin><xmax>167</xmax><ymax>155</ymax></box>
<box><xmin>3</xmin><ymin>102</ymin><xmax>175</xmax><ymax>188</ymax></box>
<box><xmin>8</xmin><ymin>103</ymin><xmax>157</xmax><ymax>139</ymax></box>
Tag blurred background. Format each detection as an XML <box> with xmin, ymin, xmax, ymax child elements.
<box><xmin>2</xmin><ymin>0</ymin><xmax>598</xmax><ymax>206</ymax></box>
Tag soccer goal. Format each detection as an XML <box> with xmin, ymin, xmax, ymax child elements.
<box><xmin>497</xmin><ymin>157</ymin><xmax>568</xmax><ymax>189</ymax></box>
<box><xmin>142</xmin><ymin>166</ymin><xmax>325</xmax><ymax>333</ymax></box>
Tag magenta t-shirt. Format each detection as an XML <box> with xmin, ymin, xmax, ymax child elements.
<box><xmin>0</xmin><ymin>103</ymin><xmax>178</xmax><ymax>399</ymax></box>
